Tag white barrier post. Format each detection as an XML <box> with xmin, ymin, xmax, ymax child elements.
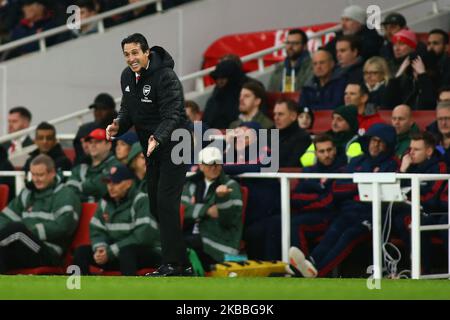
<box><xmin>280</xmin><ymin>176</ymin><xmax>291</xmax><ymax>263</ymax></box>
<box><xmin>14</xmin><ymin>173</ymin><xmax>25</xmax><ymax>196</ymax></box>
<box><xmin>411</xmin><ymin>176</ymin><xmax>421</xmax><ymax>279</ymax></box>
<box><xmin>371</xmin><ymin>182</ymin><xmax>382</xmax><ymax>280</ymax></box>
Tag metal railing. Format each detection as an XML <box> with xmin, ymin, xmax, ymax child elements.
<box><xmin>0</xmin><ymin>0</ymin><xmax>163</xmax><ymax>55</ymax></box>
<box><xmin>0</xmin><ymin>0</ymin><xmax>443</xmax><ymax>144</ymax></box>
<box><xmin>0</xmin><ymin>170</ymin><xmax>448</xmax><ymax>280</ymax></box>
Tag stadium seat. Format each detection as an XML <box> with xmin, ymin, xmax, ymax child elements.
<box><xmin>7</xmin><ymin>202</ymin><xmax>98</xmax><ymax>275</ymax></box>
<box><xmin>63</xmin><ymin>148</ymin><xmax>76</xmax><ymax>164</ymax></box>
<box><xmin>311</xmin><ymin>110</ymin><xmax>333</xmax><ymax>133</ymax></box>
<box><xmin>0</xmin><ymin>184</ymin><xmax>9</xmax><ymax>211</ymax></box>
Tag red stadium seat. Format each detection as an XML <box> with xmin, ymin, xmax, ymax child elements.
<box><xmin>63</xmin><ymin>148</ymin><xmax>76</xmax><ymax>164</ymax></box>
<box><xmin>311</xmin><ymin>110</ymin><xmax>333</xmax><ymax>133</ymax></box>
<box><xmin>0</xmin><ymin>184</ymin><xmax>9</xmax><ymax>211</ymax></box>
<box><xmin>7</xmin><ymin>202</ymin><xmax>98</xmax><ymax>275</ymax></box>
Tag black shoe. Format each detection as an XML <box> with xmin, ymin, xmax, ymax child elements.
<box><xmin>146</xmin><ymin>264</ymin><xmax>194</xmax><ymax>277</ymax></box>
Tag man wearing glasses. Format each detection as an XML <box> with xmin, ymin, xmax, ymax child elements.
<box><xmin>268</xmin><ymin>29</ymin><xmax>312</xmax><ymax>93</ymax></box>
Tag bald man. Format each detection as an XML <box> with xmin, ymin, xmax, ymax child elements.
<box><xmin>391</xmin><ymin>104</ymin><xmax>419</xmax><ymax>158</ymax></box>
<box><xmin>299</xmin><ymin>49</ymin><xmax>347</xmax><ymax>110</ymax></box>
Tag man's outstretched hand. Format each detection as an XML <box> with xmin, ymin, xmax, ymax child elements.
<box><xmin>106</xmin><ymin>119</ymin><xmax>120</xmax><ymax>141</ymax></box>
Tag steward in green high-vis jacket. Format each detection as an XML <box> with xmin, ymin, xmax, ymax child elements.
<box><xmin>73</xmin><ymin>164</ymin><xmax>161</xmax><ymax>275</ymax></box>
<box><xmin>181</xmin><ymin>146</ymin><xmax>243</xmax><ymax>269</ymax></box>
<box><xmin>66</xmin><ymin>128</ymin><xmax>121</xmax><ymax>202</ymax></box>
<box><xmin>300</xmin><ymin>105</ymin><xmax>363</xmax><ymax>167</ymax></box>
<box><xmin>0</xmin><ymin>154</ymin><xmax>81</xmax><ymax>273</ymax></box>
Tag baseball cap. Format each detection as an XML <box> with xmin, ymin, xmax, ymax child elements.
<box><xmin>84</xmin><ymin>128</ymin><xmax>107</xmax><ymax>141</ymax></box>
<box><xmin>103</xmin><ymin>164</ymin><xmax>135</xmax><ymax>183</ymax></box>
<box><xmin>198</xmin><ymin>147</ymin><xmax>223</xmax><ymax>165</ymax></box>
<box><xmin>89</xmin><ymin>93</ymin><xmax>116</xmax><ymax>110</ymax></box>
<box><xmin>381</xmin><ymin>13</ymin><xmax>407</xmax><ymax>27</ymax></box>
<box><xmin>117</xmin><ymin>132</ymin><xmax>139</xmax><ymax>146</ymax></box>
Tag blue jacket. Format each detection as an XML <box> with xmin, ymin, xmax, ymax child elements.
<box><xmin>333</xmin><ymin>123</ymin><xmax>399</xmax><ymax>211</ymax></box>
<box><xmin>403</xmin><ymin>153</ymin><xmax>447</xmax><ymax>213</ymax></box>
<box><xmin>298</xmin><ymin>71</ymin><xmax>347</xmax><ymax>110</ymax></box>
<box><xmin>291</xmin><ymin>153</ymin><xmax>346</xmax><ymax>213</ymax></box>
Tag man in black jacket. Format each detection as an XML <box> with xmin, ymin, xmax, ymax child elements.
<box><xmin>273</xmin><ymin>98</ymin><xmax>311</xmax><ymax>168</ymax></box>
<box><xmin>23</xmin><ymin>122</ymin><xmax>72</xmax><ymax>173</ymax></box>
<box><xmin>106</xmin><ymin>33</ymin><xmax>191</xmax><ymax>276</ymax></box>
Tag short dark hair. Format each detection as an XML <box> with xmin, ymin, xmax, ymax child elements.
<box><xmin>275</xmin><ymin>98</ymin><xmax>298</xmax><ymax>113</ymax></box>
<box><xmin>313</xmin><ymin>133</ymin><xmax>335</xmax><ymax>148</ymax></box>
<box><xmin>242</xmin><ymin>81</ymin><xmax>266</xmax><ymax>102</ymax></box>
<box><xmin>410</xmin><ymin>131</ymin><xmax>436</xmax><ymax>148</ymax></box>
<box><xmin>36</xmin><ymin>122</ymin><xmax>56</xmax><ymax>135</ymax></box>
<box><xmin>9</xmin><ymin>106</ymin><xmax>32</xmax><ymax>122</ymax></box>
<box><xmin>347</xmin><ymin>81</ymin><xmax>369</xmax><ymax>96</ymax></box>
<box><xmin>288</xmin><ymin>29</ymin><xmax>308</xmax><ymax>45</ymax></box>
<box><xmin>336</xmin><ymin>35</ymin><xmax>361</xmax><ymax>55</ymax></box>
<box><xmin>121</xmin><ymin>33</ymin><xmax>149</xmax><ymax>53</ymax></box>
<box><xmin>429</xmin><ymin>29</ymin><xmax>449</xmax><ymax>45</ymax></box>
<box><xmin>185</xmin><ymin>100</ymin><xmax>200</xmax><ymax>114</ymax></box>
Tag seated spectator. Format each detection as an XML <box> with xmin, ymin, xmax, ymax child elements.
<box><xmin>181</xmin><ymin>146</ymin><xmax>243</xmax><ymax>271</ymax></box>
<box><xmin>73</xmin><ymin>164</ymin><xmax>161</xmax><ymax>276</ymax></box>
<box><xmin>115</xmin><ymin>131</ymin><xmax>138</xmax><ymax>164</ymax></box>
<box><xmin>185</xmin><ymin>100</ymin><xmax>203</xmax><ymax>123</ymax></box>
<box><xmin>223</xmin><ymin>122</ymin><xmax>274</xmax><ymax>174</ymax></box>
<box><xmin>273</xmin><ymin>98</ymin><xmax>311</xmax><ymax>168</ymax></box>
<box><xmin>0</xmin><ymin>0</ymin><xmax>21</xmax><ymax>46</ymax></box>
<box><xmin>380</xmin><ymin>13</ymin><xmax>427</xmax><ymax>62</ymax></box>
<box><xmin>288</xmin><ymin>123</ymin><xmax>399</xmax><ymax>278</ymax></box>
<box><xmin>8</xmin><ymin>0</ymin><xmax>61</xmax><ymax>57</ymax></box>
<box><xmin>384</xmin><ymin>29</ymin><xmax>436</xmax><ymax>110</ymax></box>
<box><xmin>343</xmin><ymin>82</ymin><xmax>384</xmax><ymax>134</ymax></box>
<box><xmin>112</xmin><ymin>0</ymin><xmax>157</xmax><ymax>26</ymax></box>
<box><xmin>23</xmin><ymin>122</ymin><xmax>72</xmax><ymax>173</ymax></box>
<box><xmin>363</xmin><ymin>56</ymin><xmax>390</xmax><ymax>109</ymax></box>
<box><xmin>219</xmin><ymin>54</ymin><xmax>265</xmax><ymax>91</ymax></box>
<box><xmin>203</xmin><ymin>59</ymin><xmax>246</xmax><ymax>129</ymax></box>
<box><xmin>73</xmin><ymin>93</ymin><xmax>118</xmax><ymax>165</ymax></box>
<box><xmin>222</xmin><ymin>124</ymin><xmax>281</xmax><ymax>259</ymax></box>
<box><xmin>299</xmin><ymin>50</ymin><xmax>346</xmax><ymax>110</ymax></box>
<box><xmin>298</xmin><ymin>107</ymin><xmax>314</xmax><ymax>132</ymax></box>
<box><xmin>0</xmin><ymin>155</ymin><xmax>81</xmax><ymax>274</ymax></box>
<box><xmin>391</xmin><ymin>104</ymin><xmax>419</xmax><ymax>159</ymax></box>
<box><xmin>69</xmin><ymin>0</ymin><xmax>99</xmax><ymax>38</ymax></box>
<box><xmin>268</xmin><ymin>29</ymin><xmax>312</xmax><ymax>93</ymax></box>
<box><xmin>334</xmin><ymin>35</ymin><xmax>364</xmax><ymax>83</ymax></box>
<box><xmin>127</xmin><ymin>142</ymin><xmax>146</xmax><ymax>192</ymax></box>
<box><xmin>427</xmin><ymin>29</ymin><xmax>450</xmax><ymax>88</ymax></box>
<box><xmin>0</xmin><ymin>145</ymin><xmax>15</xmax><ymax>202</ymax></box>
<box><xmin>393</xmin><ymin>132</ymin><xmax>447</xmax><ymax>273</ymax></box>
<box><xmin>300</xmin><ymin>105</ymin><xmax>362</xmax><ymax>167</ymax></box>
<box><xmin>427</xmin><ymin>101</ymin><xmax>450</xmax><ymax>165</ymax></box>
<box><xmin>229</xmin><ymin>82</ymin><xmax>273</xmax><ymax>129</ymax></box>
<box><xmin>67</xmin><ymin>128</ymin><xmax>120</xmax><ymax>202</ymax></box>
<box><xmin>324</xmin><ymin>5</ymin><xmax>383</xmax><ymax>61</ymax></box>
<box><xmin>264</xmin><ymin>134</ymin><xmax>346</xmax><ymax>260</ymax></box>
<box><xmin>2</xmin><ymin>106</ymin><xmax>33</xmax><ymax>159</ymax></box>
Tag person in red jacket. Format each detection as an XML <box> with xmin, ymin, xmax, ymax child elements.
<box><xmin>344</xmin><ymin>81</ymin><xmax>384</xmax><ymax>134</ymax></box>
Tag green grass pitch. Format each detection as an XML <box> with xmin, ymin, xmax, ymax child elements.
<box><xmin>0</xmin><ymin>276</ymin><xmax>449</xmax><ymax>300</ymax></box>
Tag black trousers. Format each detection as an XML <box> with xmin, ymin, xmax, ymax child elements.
<box><xmin>0</xmin><ymin>222</ymin><xmax>57</xmax><ymax>273</ymax></box>
<box><xmin>146</xmin><ymin>142</ymin><xmax>189</xmax><ymax>266</ymax></box>
<box><xmin>73</xmin><ymin>245</ymin><xmax>161</xmax><ymax>276</ymax></box>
